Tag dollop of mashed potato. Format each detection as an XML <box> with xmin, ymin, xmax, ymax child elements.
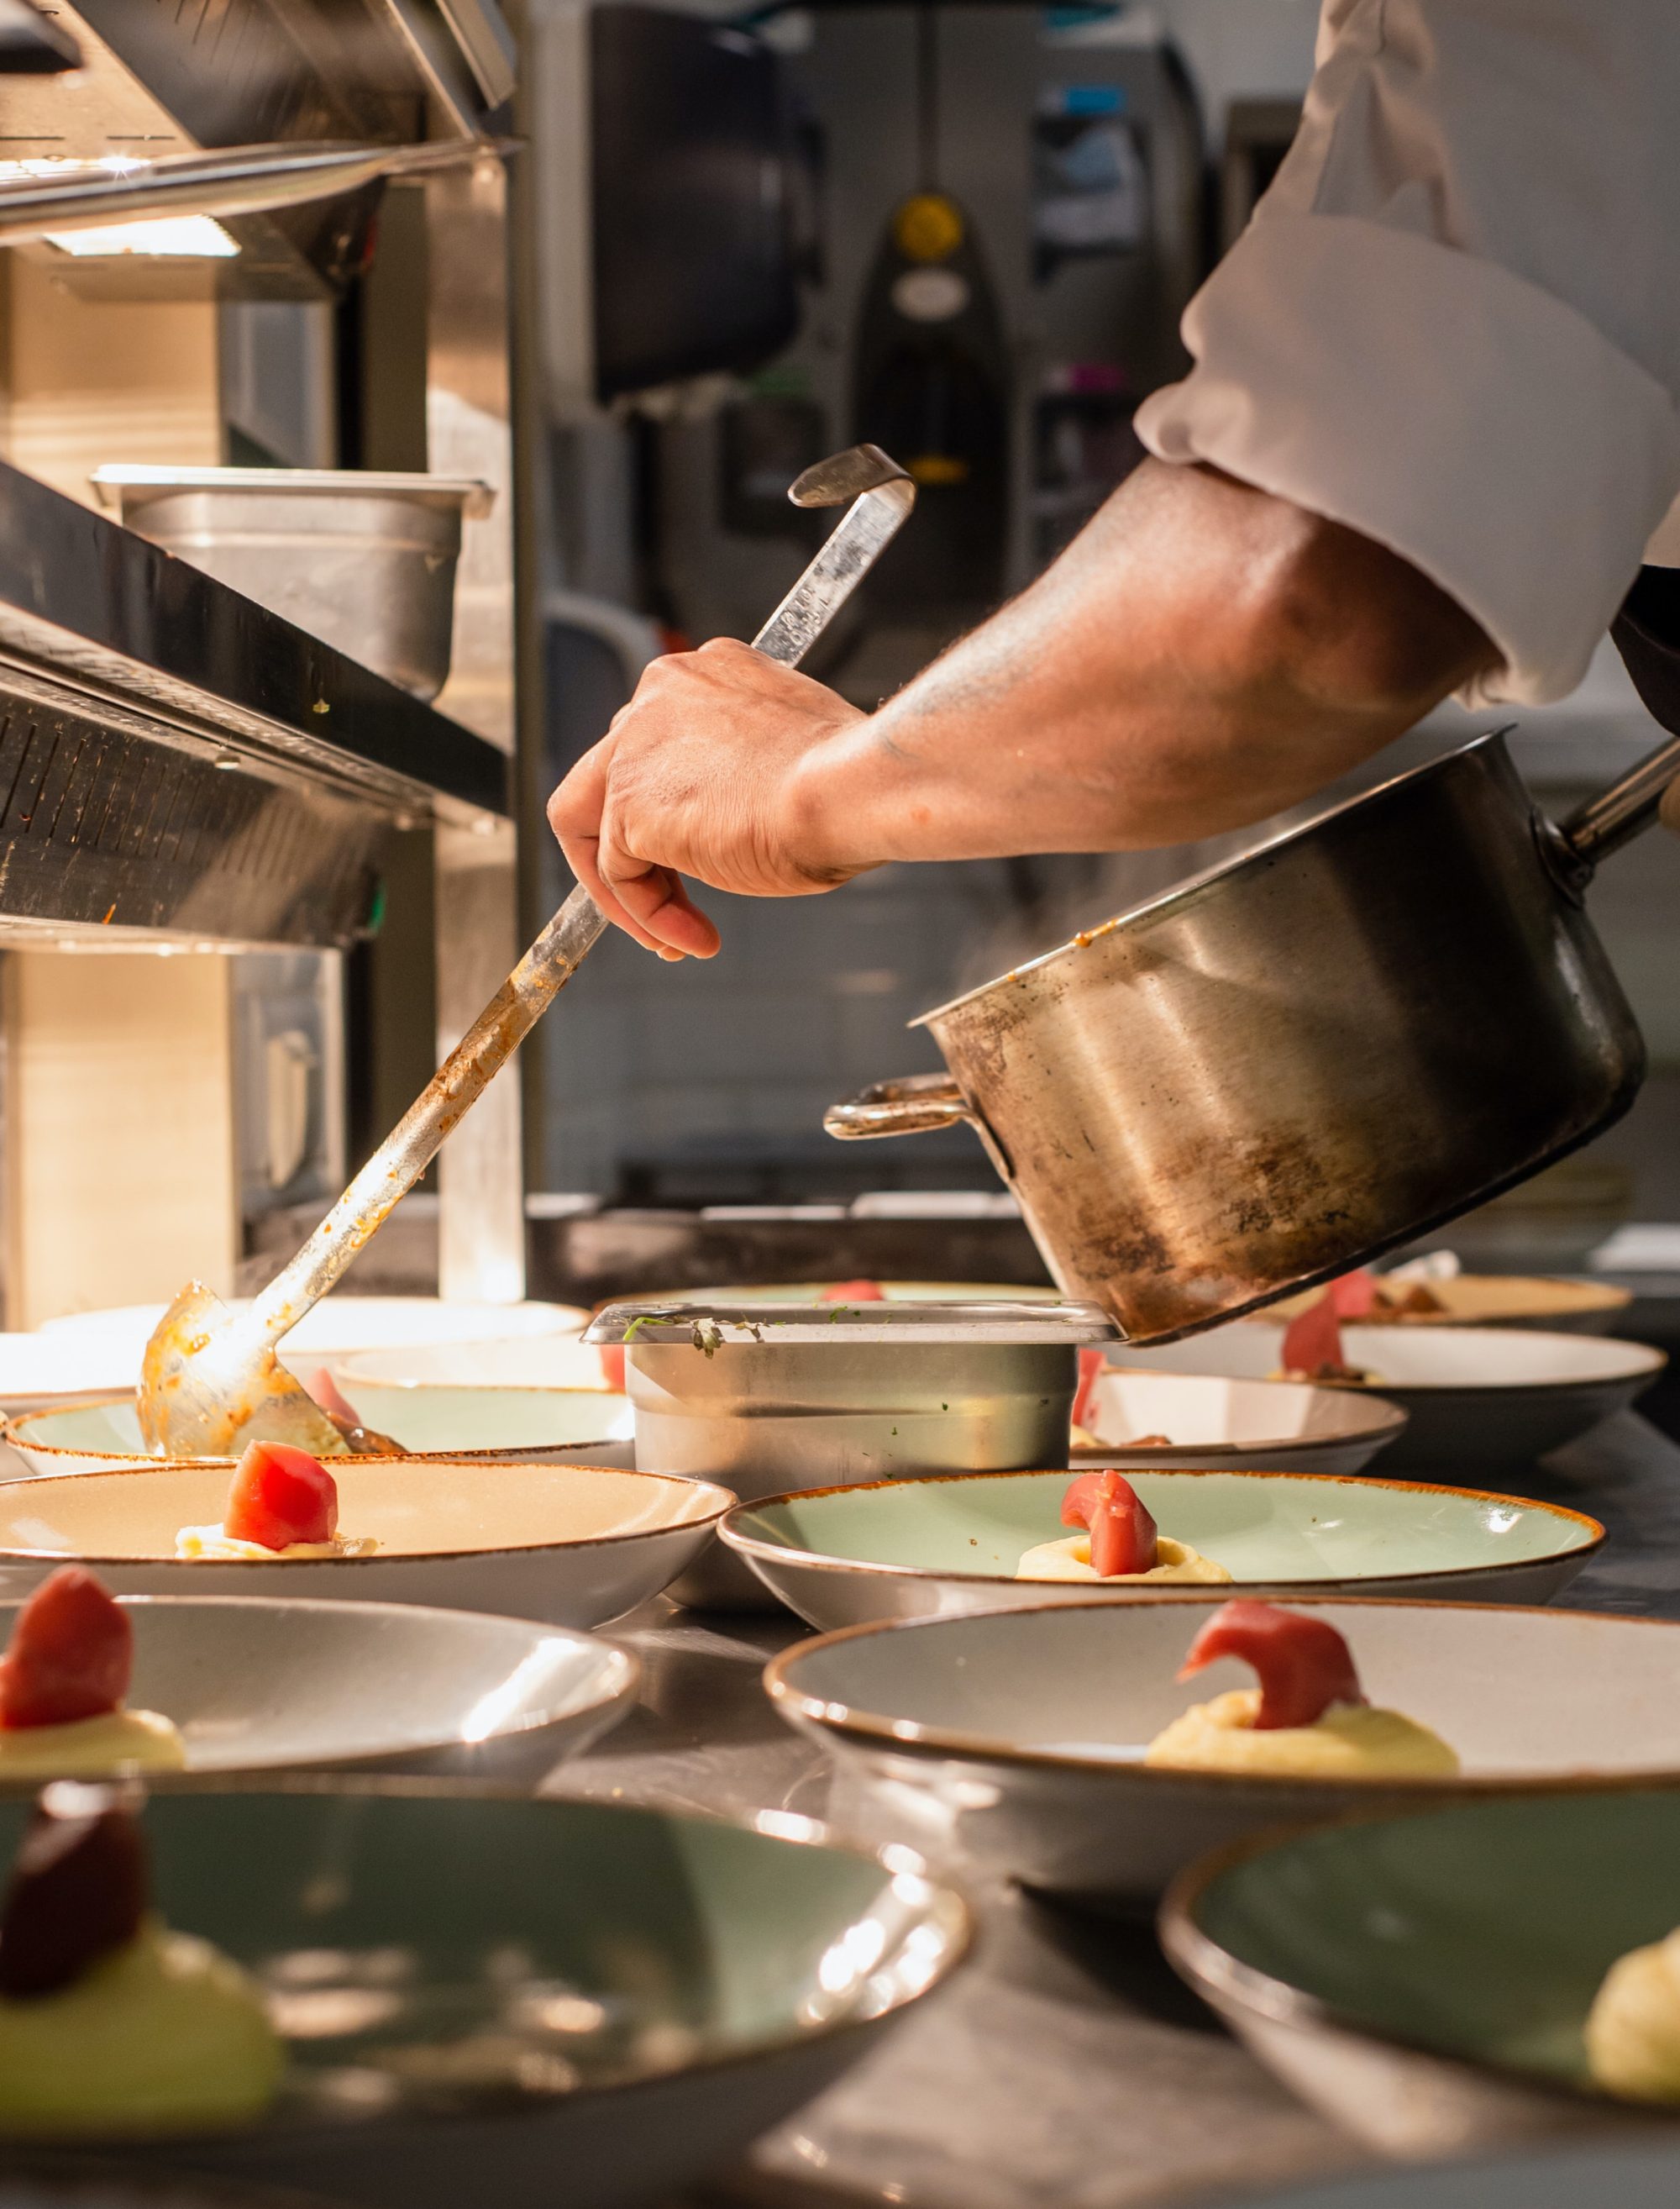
<box><xmin>174</xmin><ymin>1526</ymin><xmax>375</xmax><ymax>1562</ymax></box>
<box><xmin>1144</xmin><ymin>1687</ymin><xmax>1459</xmax><ymax>1776</ymax></box>
<box><xmin>1586</xmin><ymin>1929</ymin><xmax>1680</xmax><ymax>2101</ymax></box>
<box><xmin>0</xmin><ymin>1920</ymin><xmax>282</xmax><ymax>2136</ymax></box>
<box><xmin>1016</xmin><ymin>1533</ymin><xmax>1231</xmax><ymax>1584</ymax></box>
<box><xmin>0</xmin><ymin>1710</ymin><xmax>184</xmax><ymax>1778</ymax></box>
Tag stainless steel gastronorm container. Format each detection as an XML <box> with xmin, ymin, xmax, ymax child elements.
<box><xmin>827</xmin><ymin>729</ymin><xmax>1680</xmax><ymax>1343</ymax></box>
<box><xmin>585</xmin><ymin>1300</ymin><xmax>1116</xmax><ymax>1606</ymax></box>
<box><xmin>92</xmin><ymin>467</ymin><xmax>493</xmax><ymax>701</ymax></box>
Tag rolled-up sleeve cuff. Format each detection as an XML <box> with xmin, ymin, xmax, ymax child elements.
<box><xmin>1134</xmin><ymin>213</ymin><xmax>1680</xmax><ymax>707</ymax></box>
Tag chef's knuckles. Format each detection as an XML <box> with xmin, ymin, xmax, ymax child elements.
<box><xmin>548</xmin><ymin>636</ymin><xmax>872</xmax><ymax>954</ymax></box>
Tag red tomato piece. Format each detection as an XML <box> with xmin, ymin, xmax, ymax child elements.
<box><xmin>1072</xmin><ymin>1346</ymin><xmax>1106</xmax><ymax>1433</ymax></box>
<box><xmin>818</xmin><ymin>1280</ymin><xmax>887</xmax><ymax>1302</ymax></box>
<box><xmin>306</xmin><ymin>1367</ymin><xmax>362</xmax><ymax>1428</ymax></box>
<box><xmin>1061</xmin><ymin>1469</ymin><xmax>1158</xmax><ymax>1576</ymax></box>
<box><xmin>1177</xmin><ymin>1599</ymin><xmax>1365</xmax><ymax>1729</ymax></box>
<box><xmin>1327</xmin><ymin>1270</ymin><xmax>1381</xmax><ymax>1320</ymax></box>
<box><xmin>1281</xmin><ymin>1289</ymin><xmax>1345</xmax><ymax>1377</ymax></box>
<box><xmin>223</xmin><ymin>1441</ymin><xmax>339</xmax><ymax>1551</ymax></box>
<box><xmin>597</xmin><ymin>1346</ymin><xmax>627</xmax><ymax>1391</ymax></box>
<box><xmin>0</xmin><ymin>1566</ymin><xmax>132</xmax><ymax>1729</ymax></box>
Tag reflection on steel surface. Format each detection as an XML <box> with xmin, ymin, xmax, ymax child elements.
<box><xmin>0</xmin><ymin>139</ymin><xmax>511</xmax><ymax>245</ymax></box>
<box><xmin>831</xmin><ymin>735</ymin><xmax>1654</xmax><ymax>1342</ymax></box>
<box><xmin>0</xmin><ymin>663</ymin><xmax>383</xmax><ymax>947</ymax></box>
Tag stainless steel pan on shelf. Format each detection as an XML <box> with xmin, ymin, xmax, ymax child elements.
<box><xmin>827</xmin><ymin>727</ymin><xmax>1680</xmax><ymax>1342</ymax></box>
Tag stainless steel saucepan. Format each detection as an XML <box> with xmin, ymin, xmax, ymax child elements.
<box><xmin>826</xmin><ymin>727</ymin><xmax>1679</xmax><ymax>1342</ymax></box>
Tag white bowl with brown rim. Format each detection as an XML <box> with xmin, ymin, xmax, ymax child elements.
<box><xmin>769</xmin><ymin>1596</ymin><xmax>1680</xmax><ymax>1904</ymax></box>
<box><xmin>1074</xmin><ymin>1368</ymin><xmax>1406</xmax><ymax>1475</ymax></box>
<box><xmin>0</xmin><ymin>1458</ymin><xmax>730</xmax><ymax>1627</ymax></box>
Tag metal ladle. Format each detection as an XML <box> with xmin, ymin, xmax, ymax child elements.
<box><xmin>138</xmin><ymin>445</ymin><xmax>916</xmax><ymax>1459</ymax></box>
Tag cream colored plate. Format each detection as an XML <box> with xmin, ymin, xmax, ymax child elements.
<box><xmin>0</xmin><ymin>1459</ymin><xmax>729</xmax><ymax>1627</ymax></box>
<box><xmin>37</xmin><ymin>1296</ymin><xmax>589</xmax><ymax>1359</ymax></box>
<box><xmin>1263</xmin><ymin>1274</ymin><xmax>1631</xmax><ymax>1332</ymax></box>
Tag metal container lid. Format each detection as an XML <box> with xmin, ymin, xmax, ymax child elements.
<box><xmin>585</xmin><ymin>1298</ymin><xmax>1117</xmax><ymax>1346</ymax></box>
<box><xmin>91</xmin><ymin>466</ymin><xmax>496</xmax><ymax>518</ymax></box>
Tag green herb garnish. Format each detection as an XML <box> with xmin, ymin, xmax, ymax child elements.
<box><xmin>622</xmin><ymin>1311</ymin><xmax>681</xmax><ymax>1344</ymax></box>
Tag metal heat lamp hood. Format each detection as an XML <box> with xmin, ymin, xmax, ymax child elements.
<box><xmin>0</xmin><ymin>457</ymin><xmax>507</xmax><ymax>950</ymax></box>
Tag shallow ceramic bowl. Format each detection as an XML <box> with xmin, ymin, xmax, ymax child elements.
<box><xmin>0</xmin><ymin>1331</ymin><xmax>163</xmax><ymax>1414</ymax></box>
<box><xmin>0</xmin><ymin>1593</ymin><xmax>637</xmax><ymax>1781</ymax></box>
<box><xmin>0</xmin><ymin>1459</ymin><xmax>730</xmax><ymax>1627</ymax></box>
<box><xmin>346</xmin><ymin>1381</ymin><xmax>634</xmax><ymax>1454</ymax></box>
<box><xmin>1074</xmin><ymin>1370</ymin><xmax>1405</xmax><ymax>1476</ymax></box>
<box><xmin>338</xmin><ymin>1335</ymin><xmax>615</xmax><ymax>1391</ymax></box>
<box><xmin>769</xmin><ymin>1598</ymin><xmax>1680</xmax><ymax>1904</ymax></box>
<box><xmin>38</xmin><ymin>1296</ymin><xmax>588</xmax><ymax>1361</ymax></box>
<box><xmin>1263</xmin><ymin>1274</ymin><xmax>1633</xmax><ymax>1333</ymax></box>
<box><xmin>642</xmin><ymin>1281</ymin><xmax>1064</xmax><ymax>1305</ymax></box>
<box><xmin>1104</xmin><ymin>1326</ymin><xmax>1663</xmax><ymax>1474</ymax></box>
<box><xmin>0</xmin><ymin>2174</ymin><xmax>351</xmax><ymax>2209</ymax></box>
<box><xmin>4</xmin><ymin>1388</ymin><xmax>633</xmax><ymax>1479</ymax></box>
<box><xmin>1162</xmin><ymin>1789</ymin><xmax>1680</xmax><ymax>2158</ymax></box>
<box><xmin>1218</xmin><ymin>2146</ymin><xmax>1680</xmax><ymax>2209</ymax></box>
<box><xmin>14</xmin><ymin>1786</ymin><xmax>969</xmax><ymax>2208</ymax></box>
<box><xmin>721</xmin><ymin>1469</ymin><xmax>1600</xmax><ymax>1631</ymax></box>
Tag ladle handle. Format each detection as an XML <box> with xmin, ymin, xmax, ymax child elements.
<box><xmin>247</xmin><ymin>460</ymin><xmax>916</xmax><ymax>1348</ymax></box>
<box><xmin>248</xmin><ymin>884</ymin><xmax>606</xmax><ymax>1340</ymax></box>
<box><xmin>1562</xmin><ymin>729</ymin><xmax>1680</xmax><ymax>866</ymax></box>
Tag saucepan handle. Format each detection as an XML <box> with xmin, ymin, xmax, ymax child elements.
<box><xmin>1562</xmin><ymin>730</ymin><xmax>1680</xmax><ymax>865</ymax></box>
<box><xmin>823</xmin><ymin>1074</ymin><xmax>974</xmax><ymax>1139</ymax></box>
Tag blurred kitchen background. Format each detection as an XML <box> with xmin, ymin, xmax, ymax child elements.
<box><xmin>4</xmin><ymin>0</ymin><xmax>1677</xmax><ymax>1371</ymax></box>
<box><xmin>515</xmin><ymin>0</ymin><xmax>1680</xmax><ymax>1332</ymax></box>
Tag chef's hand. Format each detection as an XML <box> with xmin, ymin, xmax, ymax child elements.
<box><xmin>547</xmin><ymin>638</ymin><xmax>868</xmax><ymax>958</ymax></box>
<box><xmin>549</xmin><ymin>463</ymin><xmax>1496</xmax><ymax>957</ymax></box>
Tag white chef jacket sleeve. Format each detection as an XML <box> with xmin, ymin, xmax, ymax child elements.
<box><xmin>1132</xmin><ymin>0</ymin><xmax>1680</xmax><ymax>707</ymax></box>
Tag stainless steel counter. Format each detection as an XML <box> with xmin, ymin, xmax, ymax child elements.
<box><xmin>543</xmin><ymin>1411</ymin><xmax>1680</xmax><ymax>2209</ymax></box>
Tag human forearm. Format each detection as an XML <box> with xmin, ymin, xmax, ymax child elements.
<box><xmin>789</xmin><ymin>460</ymin><xmax>1496</xmax><ymax>870</ymax></box>
<box><xmin>548</xmin><ymin>459</ymin><xmax>1494</xmax><ymax>956</ymax></box>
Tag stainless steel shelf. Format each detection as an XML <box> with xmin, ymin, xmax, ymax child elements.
<box><xmin>0</xmin><ymin>458</ymin><xmax>509</xmax><ymax>949</ymax></box>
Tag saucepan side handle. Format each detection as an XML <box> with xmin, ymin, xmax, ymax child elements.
<box><xmin>824</xmin><ymin>1074</ymin><xmax>974</xmax><ymax>1139</ymax></box>
<box><xmin>1562</xmin><ymin>729</ymin><xmax>1680</xmax><ymax>866</ymax></box>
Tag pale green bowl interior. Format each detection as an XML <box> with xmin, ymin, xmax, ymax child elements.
<box><xmin>1192</xmin><ymin>1791</ymin><xmax>1680</xmax><ymax>2091</ymax></box>
<box><xmin>734</xmin><ymin>1471</ymin><xmax>1590</xmax><ymax>1581</ymax></box>
<box><xmin>34</xmin><ymin>1792</ymin><xmax>953</xmax><ymax>2113</ymax></box>
<box><xmin>16</xmin><ymin>1386</ymin><xmax>633</xmax><ymax>1457</ymax></box>
<box><xmin>654</xmin><ymin>1281</ymin><xmax>1063</xmax><ymax>1306</ymax></box>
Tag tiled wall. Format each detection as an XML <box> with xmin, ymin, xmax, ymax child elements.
<box><xmin>538</xmin><ymin>840</ymin><xmax>1018</xmax><ymax>1199</ymax></box>
<box><xmin>534</xmin><ymin>793</ymin><xmax>1254</xmax><ymax>1203</ymax></box>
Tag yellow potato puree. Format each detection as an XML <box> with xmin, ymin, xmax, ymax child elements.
<box><xmin>174</xmin><ymin>1526</ymin><xmax>375</xmax><ymax>1562</ymax></box>
<box><xmin>1587</xmin><ymin>1929</ymin><xmax>1680</xmax><ymax>2101</ymax></box>
<box><xmin>0</xmin><ymin>1709</ymin><xmax>183</xmax><ymax>1778</ymax></box>
<box><xmin>1016</xmin><ymin>1533</ymin><xmax>1232</xmax><ymax>1585</ymax></box>
<box><xmin>0</xmin><ymin>1921</ymin><xmax>282</xmax><ymax>2135</ymax></box>
<box><xmin>1144</xmin><ymin>1687</ymin><xmax>1459</xmax><ymax>1776</ymax></box>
